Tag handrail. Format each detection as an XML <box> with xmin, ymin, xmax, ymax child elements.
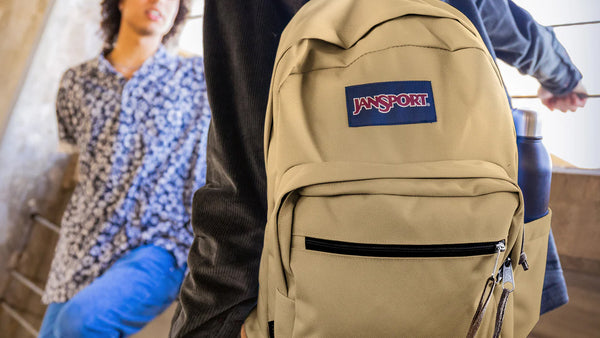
<box><xmin>0</xmin><ymin>211</ymin><xmax>58</xmax><ymax>336</ymax></box>
<box><xmin>0</xmin><ymin>301</ymin><xmax>39</xmax><ymax>337</ymax></box>
<box><xmin>511</xmin><ymin>94</ymin><xmax>599</xmax><ymax>99</ymax></box>
<box><xmin>550</xmin><ymin>20</ymin><xmax>600</xmax><ymax>28</ymax></box>
<box><xmin>10</xmin><ymin>271</ymin><xmax>44</xmax><ymax>298</ymax></box>
<box><xmin>184</xmin><ymin>17</ymin><xmax>600</xmax><ymax>27</ymax></box>
<box><xmin>31</xmin><ymin>213</ymin><xmax>60</xmax><ymax>234</ymax></box>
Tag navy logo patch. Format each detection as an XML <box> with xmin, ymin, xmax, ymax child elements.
<box><xmin>345</xmin><ymin>81</ymin><xmax>437</xmax><ymax>127</ymax></box>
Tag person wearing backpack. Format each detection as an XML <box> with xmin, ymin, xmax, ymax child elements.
<box><xmin>170</xmin><ymin>1</ymin><xmax>586</xmax><ymax>337</ymax></box>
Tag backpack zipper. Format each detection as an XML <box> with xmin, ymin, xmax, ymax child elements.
<box><xmin>305</xmin><ymin>237</ymin><xmax>506</xmax><ymax>258</ymax></box>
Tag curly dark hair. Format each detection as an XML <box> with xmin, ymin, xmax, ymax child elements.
<box><xmin>100</xmin><ymin>0</ymin><xmax>190</xmax><ymax>48</ymax></box>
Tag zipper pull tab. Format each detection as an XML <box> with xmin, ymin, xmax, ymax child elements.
<box><xmin>496</xmin><ymin>240</ymin><xmax>506</xmax><ymax>253</ymax></box>
<box><xmin>490</xmin><ymin>240</ymin><xmax>506</xmax><ymax>279</ymax></box>
<box><xmin>500</xmin><ymin>258</ymin><xmax>515</xmax><ymax>292</ymax></box>
<box><xmin>519</xmin><ymin>251</ymin><xmax>530</xmax><ymax>271</ymax></box>
<box><xmin>467</xmin><ymin>276</ymin><xmax>495</xmax><ymax>338</ymax></box>
<box><xmin>493</xmin><ymin>259</ymin><xmax>515</xmax><ymax>338</ymax></box>
<box><xmin>467</xmin><ymin>240</ymin><xmax>507</xmax><ymax>338</ymax></box>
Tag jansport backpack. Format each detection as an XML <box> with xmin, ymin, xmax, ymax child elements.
<box><xmin>245</xmin><ymin>0</ymin><xmax>552</xmax><ymax>336</ymax></box>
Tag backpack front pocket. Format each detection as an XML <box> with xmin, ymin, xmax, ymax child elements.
<box><xmin>267</xmin><ymin>161</ymin><xmax>523</xmax><ymax>337</ymax></box>
<box><xmin>290</xmin><ymin>235</ymin><xmax>506</xmax><ymax>337</ymax></box>
<box><xmin>285</xmin><ymin>191</ymin><xmax>517</xmax><ymax>337</ymax></box>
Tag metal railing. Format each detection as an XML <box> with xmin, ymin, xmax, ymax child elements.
<box><xmin>0</xmin><ymin>213</ymin><xmax>60</xmax><ymax>337</ymax></box>
<box><xmin>550</xmin><ymin>20</ymin><xmax>600</xmax><ymax>28</ymax></box>
<box><xmin>1</xmin><ymin>302</ymin><xmax>39</xmax><ymax>337</ymax></box>
<box><xmin>31</xmin><ymin>213</ymin><xmax>60</xmax><ymax>234</ymax></box>
<box><xmin>512</xmin><ymin>94</ymin><xmax>599</xmax><ymax>99</ymax></box>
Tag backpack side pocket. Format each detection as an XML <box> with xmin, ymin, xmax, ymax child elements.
<box><xmin>513</xmin><ymin>210</ymin><xmax>552</xmax><ymax>337</ymax></box>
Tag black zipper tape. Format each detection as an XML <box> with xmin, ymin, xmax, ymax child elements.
<box><xmin>268</xmin><ymin>321</ymin><xmax>275</xmax><ymax>338</ymax></box>
<box><xmin>305</xmin><ymin>237</ymin><xmax>505</xmax><ymax>258</ymax></box>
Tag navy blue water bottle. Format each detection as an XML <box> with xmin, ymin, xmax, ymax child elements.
<box><xmin>512</xmin><ymin>108</ymin><xmax>568</xmax><ymax>314</ymax></box>
<box><xmin>512</xmin><ymin>108</ymin><xmax>551</xmax><ymax>222</ymax></box>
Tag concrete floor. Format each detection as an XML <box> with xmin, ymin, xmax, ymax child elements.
<box><xmin>133</xmin><ymin>303</ymin><xmax>176</xmax><ymax>338</ymax></box>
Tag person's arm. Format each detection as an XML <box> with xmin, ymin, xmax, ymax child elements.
<box><xmin>55</xmin><ymin>68</ymin><xmax>82</xmax><ymax>185</ymax></box>
<box><xmin>169</xmin><ymin>1</ymin><xmax>302</xmax><ymax>336</ymax></box>
<box><xmin>56</xmin><ymin>69</ymin><xmax>79</xmax><ymax>147</ymax></box>
<box><xmin>476</xmin><ymin>0</ymin><xmax>586</xmax><ymax>110</ymax></box>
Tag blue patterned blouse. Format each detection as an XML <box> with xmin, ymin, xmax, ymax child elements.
<box><xmin>43</xmin><ymin>46</ymin><xmax>211</xmax><ymax>303</ymax></box>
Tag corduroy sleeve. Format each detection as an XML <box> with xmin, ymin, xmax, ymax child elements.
<box><xmin>170</xmin><ymin>1</ymin><xmax>307</xmax><ymax>337</ymax></box>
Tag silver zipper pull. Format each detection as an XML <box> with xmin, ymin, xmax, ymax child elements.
<box><xmin>467</xmin><ymin>240</ymin><xmax>508</xmax><ymax>338</ymax></box>
<box><xmin>493</xmin><ymin>259</ymin><xmax>515</xmax><ymax>338</ymax></box>
<box><xmin>490</xmin><ymin>240</ymin><xmax>506</xmax><ymax>280</ymax></box>
<box><xmin>500</xmin><ymin>258</ymin><xmax>515</xmax><ymax>292</ymax></box>
<box><xmin>496</xmin><ymin>241</ymin><xmax>506</xmax><ymax>253</ymax></box>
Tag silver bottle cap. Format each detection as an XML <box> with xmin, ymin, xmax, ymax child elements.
<box><xmin>513</xmin><ymin>108</ymin><xmax>543</xmax><ymax>138</ymax></box>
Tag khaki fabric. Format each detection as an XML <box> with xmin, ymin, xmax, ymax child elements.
<box><xmin>245</xmin><ymin>0</ymin><xmax>547</xmax><ymax>336</ymax></box>
<box><xmin>514</xmin><ymin>211</ymin><xmax>552</xmax><ymax>337</ymax></box>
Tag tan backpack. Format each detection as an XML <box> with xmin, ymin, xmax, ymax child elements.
<box><xmin>245</xmin><ymin>0</ymin><xmax>552</xmax><ymax>336</ymax></box>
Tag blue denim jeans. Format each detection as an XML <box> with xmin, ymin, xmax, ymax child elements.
<box><xmin>541</xmin><ymin>229</ymin><xmax>569</xmax><ymax>314</ymax></box>
<box><xmin>39</xmin><ymin>245</ymin><xmax>186</xmax><ymax>338</ymax></box>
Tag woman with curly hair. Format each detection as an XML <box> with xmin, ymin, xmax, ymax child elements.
<box><xmin>38</xmin><ymin>0</ymin><xmax>211</xmax><ymax>336</ymax></box>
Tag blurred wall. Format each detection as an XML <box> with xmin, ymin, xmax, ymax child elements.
<box><xmin>0</xmin><ymin>0</ymin><xmax>55</xmax><ymax>141</ymax></box>
<box><xmin>550</xmin><ymin>173</ymin><xmax>600</xmax><ymax>272</ymax></box>
<box><xmin>0</xmin><ymin>0</ymin><xmax>102</xmax><ymax>241</ymax></box>
<box><xmin>0</xmin><ymin>0</ymin><xmax>102</xmax><ymax>335</ymax></box>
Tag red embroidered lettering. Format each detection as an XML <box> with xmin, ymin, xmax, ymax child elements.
<box><xmin>352</xmin><ymin>92</ymin><xmax>428</xmax><ymax>114</ymax></box>
<box><xmin>376</xmin><ymin>95</ymin><xmax>393</xmax><ymax>113</ymax></box>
